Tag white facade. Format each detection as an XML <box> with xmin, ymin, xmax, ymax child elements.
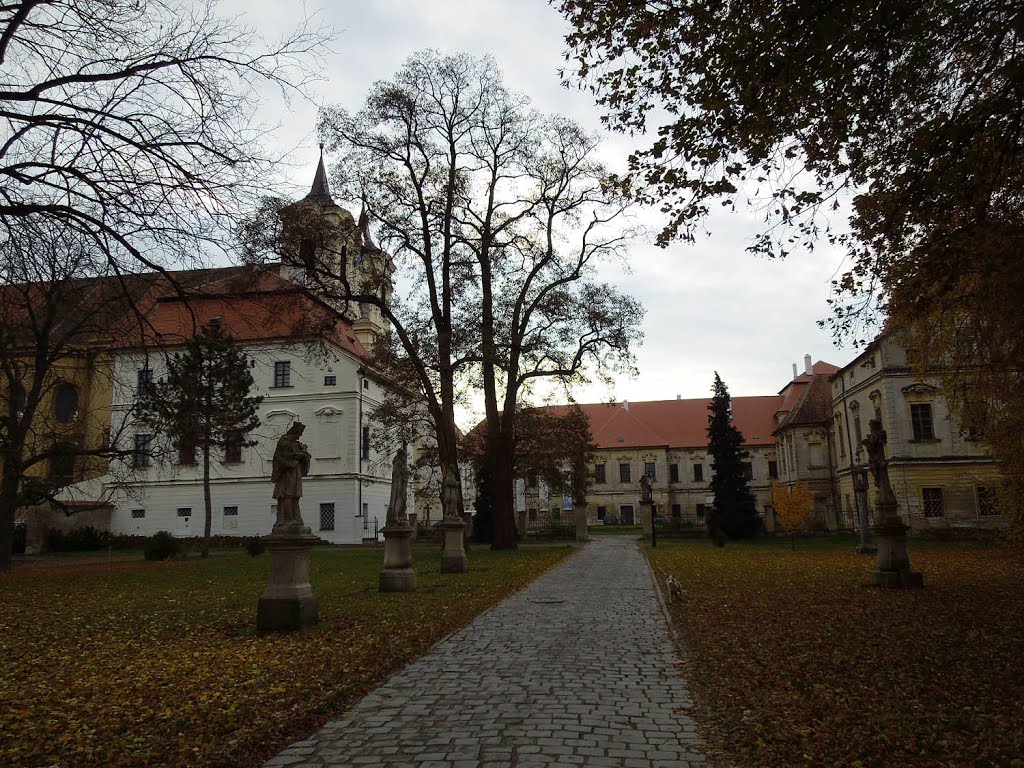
<box><xmin>105</xmin><ymin>339</ymin><xmax>395</xmax><ymax>544</ymax></box>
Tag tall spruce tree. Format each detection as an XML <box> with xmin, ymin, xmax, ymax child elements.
<box><xmin>137</xmin><ymin>320</ymin><xmax>262</xmax><ymax>557</ymax></box>
<box><xmin>706</xmin><ymin>372</ymin><xmax>759</xmax><ymax>540</ymax></box>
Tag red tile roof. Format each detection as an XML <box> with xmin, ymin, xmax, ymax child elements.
<box><xmin>539</xmin><ymin>395</ymin><xmax>783</xmax><ymax>450</ymax></box>
<box><xmin>100</xmin><ymin>265</ymin><xmax>368</xmax><ymax>358</ymax></box>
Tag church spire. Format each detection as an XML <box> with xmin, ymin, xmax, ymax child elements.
<box><xmin>306</xmin><ymin>143</ymin><xmax>334</xmax><ymax>204</ymax></box>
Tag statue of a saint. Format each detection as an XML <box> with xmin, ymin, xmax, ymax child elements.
<box><xmin>862</xmin><ymin>419</ymin><xmax>896</xmax><ymax>506</ymax></box>
<box><xmin>386</xmin><ymin>443</ymin><xmax>410</xmax><ymax>524</ymax></box>
<box><xmin>640</xmin><ymin>471</ymin><xmax>653</xmax><ymax>505</ymax></box>
<box><xmin>272</xmin><ymin>422</ymin><xmax>311</xmax><ymax>531</ymax></box>
<box><xmin>441</xmin><ymin>466</ymin><xmax>461</xmax><ymax>519</ymax></box>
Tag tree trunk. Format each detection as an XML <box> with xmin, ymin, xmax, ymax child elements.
<box><xmin>201</xmin><ymin>446</ymin><xmax>212</xmax><ymax>558</ymax></box>
<box><xmin>489</xmin><ymin>428</ymin><xmax>517</xmax><ymax>550</ymax></box>
<box><xmin>0</xmin><ymin>458</ymin><xmax>19</xmax><ymax>573</ymax></box>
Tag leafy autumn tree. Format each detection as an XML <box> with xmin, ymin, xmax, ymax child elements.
<box><xmin>136</xmin><ymin>320</ymin><xmax>262</xmax><ymax>558</ymax></box>
<box><xmin>771</xmin><ymin>479</ymin><xmax>812</xmax><ymax>550</ymax></box>
<box><xmin>462</xmin><ymin>404</ymin><xmax>595</xmax><ymax>542</ymax></box>
<box><xmin>707</xmin><ymin>373</ymin><xmax>759</xmax><ymax>540</ymax></box>
<box><xmin>558</xmin><ymin>0</ymin><xmax>1024</xmax><ymax>533</ymax></box>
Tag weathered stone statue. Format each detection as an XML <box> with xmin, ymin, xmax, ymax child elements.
<box><xmin>385</xmin><ymin>442</ymin><xmax>410</xmax><ymax>524</ymax></box>
<box><xmin>862</xmin><ymin>419</ymin><xmax>896</xmax><ymax>508</ymax></box>
<box><xmin>258</xmin><ymin>421</ymin><xmax>318</xmax><ymax>631</ymax></box>
<box><xmin>861</xmin><ymin>418</ymin><xmax>923</xmax><ymax>588</ymax></box>
<box><xmin>272</xmin><ymin>422</ymin><xmax>311</xmax><ymax>532</ymax></box>
<box><xmin>380</xmin><ymin>442</ymin><xmax>416</xmax><ymax>592</ymax></box>
<box><xmin>640</xmin><ymin>472</ymin><xmax>653</xmax><ymax>505</ymax></box>
<box><xmin>440</xmin><ymin>466</ymin><xmax>468</xmax><ymax>573</ymax></box>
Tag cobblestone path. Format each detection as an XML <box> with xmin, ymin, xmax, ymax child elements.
<box><xmin>265</xmin><ymin>536</ymin><xmax>708</xmax><ymax>768</ymax></box>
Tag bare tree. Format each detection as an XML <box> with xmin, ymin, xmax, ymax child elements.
<box><xmin>246</xmin><ymin>51</ymin><xmax>642</xmax><ymax>548</ymax></box>
<box><xmin>0</xmin><ymin>0</ymin><xmax>331</xmax><ymax>276</ymax></box>
<box><xmin>0</xmin><ymin>220</ymin><xmax>148</xmax><ymax>571</ymax></box>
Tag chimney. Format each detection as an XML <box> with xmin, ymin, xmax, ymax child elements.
<box><xmin>804</xmin><ymin>354</ymin><xmax>813</xmax><ymax>375</ymax></box>
<box><xmin>792</xmin><ymin>363</ymin><xmax>798</xmax><ymax>379</ymax></box>
<box><xmin>676</xmin><ymin>394</ymin><xmax>681</xmax><ymax>400</ymax></box>
<box><xmin>622</xmin><ymin>399</ymin><xmax>629</xmax><ymax>411</ymax></box>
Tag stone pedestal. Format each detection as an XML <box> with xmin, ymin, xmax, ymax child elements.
<box><xmin>854</xmin><ymin>490</ymin><xmax>877</xmax><ymax>555</ymax></box>
<box><xmin>574</xmin><ymin>507</ymin><xmax>588</xmax><ymax>542</ymax></box>
<box><xmin>440</xmin><ymin>516</ymin><xmax>468</xmax><ymax>573</ymax></box>
<box><xmin>379</xmin><ymin>522</ymin><xmax>416</xmax><ymax>592</ymax></box>
<box><xmin>872</xmin><ymin>512</ymin><xmax>923</xmax><ymax>588</ymax></box>
<box><xmin>516</xmin><ymin>510</ymin><xmax>527</xmax><ymax>539</ymax></box>
<box><xmin>640</xmin><ymin>505</ymin><xmax>653</xmax><ymax>536</ymax></box>
<box><xmin>257</xmin><ymin>533</ymin><xmax>319</xmax><ymax>631</ymax></box>
<box><xmin>407</xmin><ymin>513</ymin><xmax>418</xmax><ymax>540</ymax></box>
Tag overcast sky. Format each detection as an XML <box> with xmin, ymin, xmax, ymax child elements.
<box><xmin>223</xmin><ymin>0</ymin><xmax>861</xmax><ymax>417</ymax></box>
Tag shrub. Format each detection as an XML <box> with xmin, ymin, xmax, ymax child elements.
<box><xmin>47</xmin><ymin>525</ymin><xmax>109</xmax><ymax>552</ymax></box>
<box><xmin>245</xmin><ymin>536</ymin><xmax>266</xmax><ymax>557</ymax></box>
<box><xmin>143</xmin><ymin>531</ymin><xmax>182</xmax><ymax>561</ymax></box>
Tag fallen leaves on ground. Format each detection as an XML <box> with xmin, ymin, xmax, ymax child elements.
<box><xmin>0</xmin><ymin>544</ymin><xmax>573</xmax><ymax>768</ymax></box>
<box><xmin>648</xmin><ymin>537</ymin><xmax>1024</xmax><ymax>768</ymax></box>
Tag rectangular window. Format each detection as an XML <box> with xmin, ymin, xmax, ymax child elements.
<box><xmin>977</xmin><ymin>486</ymin><xmax>999</xmax><ymax>516</ymax></box>
<box><xmin>131</xmin><ymin>508</ymin><xmax>145</xmax><ymax>519</ymax></box>
<box><xmin>809</xmin><ymin>443</ymin><xmax>824</xmax><ymax>467</ymax></box>
<box><xmin>137</xmin><ymin>367</ymin><xmax>153</xmax><ymax>393</ymax></box>
<box><xmin>594</xmin><ymin>463</ymin><xmax>606</xmax><ymax>484</ymax></box>
<box><xmin>619</xmin><ymin>504</ymin><xmax>634</xmax><ymax>524</ymax></box>
<box><xmin>853</xmin><ymin>415</ymin><xmax>863</xmax><ymax>445</ymax></box>
<box><xmin>922</xmin><ymin>487</ymin><xmax>944</xmax><ymax>517</ymax></box>
<box><xmin>696</xmin><ymin>503</ymin><xmax>707</xmax><ymax>521</ymax></box>
<box><xmin>911</xmin><ymin>403</ymin><xmax>935</xmax><ymax>441</ymax></box>
<box><xmin>324</xmin><ymin>375</ymin><xmax>336</xmax><ymax>386</ymax></box>
<box><xmin>768</xmin><ymin>460</ymin><xmax>779</xmax><ymax>479</ymax></box>
<box><xmin>742</xmin><ymin>462</ymin><xmax>753</xmax><ymax>481</ymax></box>
<box><xmin>133</xmin><ymin>433</ymin><xmax>152</xmax><ymax>468</ymax></box>
<box><xmin>362</xmin><ymin>379</ymin><xmax>369</xmax><ymax>389</ymax></box>
<box><xmin>223</xmin><ymin>505</ymin><xmax>238</xmax><ymax>516</ymax></box>
<box><xmin>224</xmin><ymin>433</ymin><xmax>243</xmax><ymax>463</ymax></box>
<box><xmin>178</xmin><ymin>438</ymin><xmax>196</xmax><ymax>466</ymax></box>
<box><xmin>319</xmin><ymin>502</ymin><xmax>335</xmax><ymax>531</ymax></box>
<box><xmin>644</xmin><ymin>462</ymin><xmax>656</xmax><ymax>481</ymax></box>
<box><xmin>223</xmin><ymin>505</ymin><xmax>238</xmax><ymax>529</ymax></box>
<box><xmin>838</xmin><ymin>424</ymin><xmax>846</xmax><ymax>457</ymax></box>
<box><xmin>619</xmin><ymin>462</ymin><xmax>631</xmax><ymax>483</ymax></box>
<box><xmin>669</xmin><ymin>463</ymin><xmax>679</xmax><ymax>483</ymax></box>
<box><xmin>596</xmin><ymin>505</ymin><xmax>607</xmax><ymax>520</ymax></box>
<box><xmin>361</xmin><ymin>426</ymin><xmax>370</xmax><ymax>459</ymax></box>
<box><xmin>693</xmin><ymin>463</ymin><xmax>704</xmax><ymax>482</ymax></box>
<box><xmin>273</xmin><ymin>361</ymin><xmax>291</xmax><ymax>388</ymax></box>
<box><xmin>361</xmin><ymin>502</ymin><xmax>368</xmax><ymax>517</ymax></box>
<box><xmin>177</xmin><ymin>507</ymin><xmax>192</xmax><ymax>517</ymax></box>
<box><xmin>671</xmin><ymin>503</ymin><xmax>682</xmax><ymax>518</ymax></box>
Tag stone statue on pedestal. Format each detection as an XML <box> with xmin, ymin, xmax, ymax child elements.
<box><xmin>386</xmin><ymin>443</ymin><xmax>410</xmax><ymax>525</ymax></box>
<box><xmin>861</xmin><ymin>418</ymin><xmax>923</xmax><ymax>588</ymax></box>
<box><xmin>272</xmin><ymin>422</ymin><xmax>311</xmax><ymax>532</ymax></box>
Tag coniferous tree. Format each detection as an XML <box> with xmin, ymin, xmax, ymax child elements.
<box><xmin>706</xmin><ymin>372</ymin><xmax>759</xmax><ymax>540</ymax></box>
<box><xmin>137</xmin><ymin>320</ymin><xmax>262</xmax><ymax>557</ymax></box>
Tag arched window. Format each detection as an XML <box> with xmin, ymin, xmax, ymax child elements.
<box><xmin>54</xmin><ymin>383</ymin><xmax>79</xmax><ymax>422</ymax></box>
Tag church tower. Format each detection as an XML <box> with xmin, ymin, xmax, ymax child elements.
<box><xmin>278</xmin><ymin>150</ymin><xmax>393</xmax><ymax>347</ymax></box>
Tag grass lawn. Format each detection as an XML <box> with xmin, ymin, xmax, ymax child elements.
<box><xmin>0</xmin><ymin>543</ymin><xmax>574</xmax><ymax>768</ymax></box>
<box><xmin>648</xmin><ymin>536</ymin><xmax>1024</xmax><ymax>768</ymax></box>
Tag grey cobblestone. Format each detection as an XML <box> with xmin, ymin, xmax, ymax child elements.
<box><xmin>264</xmin><ymin>537</ymin><xmax>709</xmax><ymax>767</ymax></box>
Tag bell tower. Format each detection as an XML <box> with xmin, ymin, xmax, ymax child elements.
<box><xmin>278</xmin><ymin>149</ymin><xmax>392</xmax><ymax>346</ymax></box>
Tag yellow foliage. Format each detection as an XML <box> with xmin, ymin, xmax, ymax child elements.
<box><xmin>770</xmin><ymin>479</ymin><xmax>812</xmax><ymax>533</ymax></box>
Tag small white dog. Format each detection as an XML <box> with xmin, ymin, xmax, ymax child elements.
<box><xmin>665</xmin><ymin>574</ymin><xmax>683</xmax><ymax>603</ymax></box>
